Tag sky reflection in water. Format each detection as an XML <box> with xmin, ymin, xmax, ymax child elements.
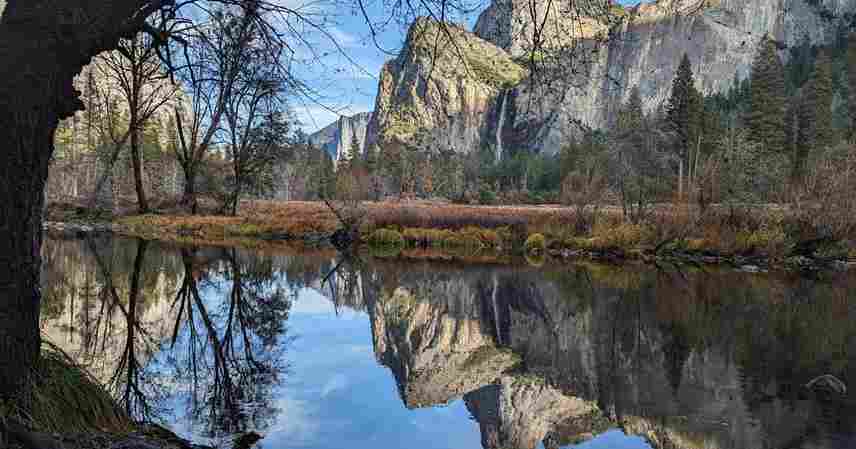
<box><xmin>40</xmin><ymin>236</ymin><xmax>856</xmax><ymax>449</ymax></box>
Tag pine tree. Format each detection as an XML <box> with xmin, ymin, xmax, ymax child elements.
<box><xmin>617</xmin><ymin>86</ymin><xmax>644</xmax><ymax>134</ymax></box>
<box><xmin>364</xmin><ymin>144</ymin><xmax>381</xmax><ymax>200</ymax></box>
<box><xmin>318</xmin><ymin>150</ymin><xmax>336</xmax><ymax>199</ymax></box>
<box><xmin>666</xmin><ymin>53</ymin><xmax>701</xmax><ymax>198</ymax></box>
<box><xmin>796</xmin><ymin>49</ymin><xmax>835</xmax><ymax>182</ymax></box>
<box><xmin>846</xmin><ymin>33</ymin><xmax>856</xmax><ymax>139</ymax></box>
<box><xmin>346</xmin><ymin>129</ymin><xmax>361</xmax><ymax>170</ymax></box>
<box><xmin>747</xmin><ymin>38</ymin><xmax>787</xmax><ymax>153</ymax></box>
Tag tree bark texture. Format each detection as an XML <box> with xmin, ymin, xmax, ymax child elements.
<box><xmin>0</xmin><ymin>0</ymin><xmax>162</xmax><ymax>399</ymax></box>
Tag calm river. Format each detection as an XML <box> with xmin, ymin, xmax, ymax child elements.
<box><xmin>40</xmin><ymin>236</ymin><xmax>856</xmax><ymax>449</ymax></box>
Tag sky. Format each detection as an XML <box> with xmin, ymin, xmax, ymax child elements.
<box><xmin>291</xmin><ymin>0</ymin><xmax>639</xmax><ymax>133</ymax></box>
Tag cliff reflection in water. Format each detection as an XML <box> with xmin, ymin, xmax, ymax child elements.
<box><xmin>40</xmin><ymin>236</ymin><xmax>856</xmax><ymax>449</ymax></box>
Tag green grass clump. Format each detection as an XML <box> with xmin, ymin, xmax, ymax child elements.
<box><xmin>459</xmin><ymin>227</ymin><xmax>501</xmax><ymax>248</ymax></box>
<box><xmin>524</xmin><ymin>233</ymin><xmax>546</xmax><ymax>255</ymax></box>
<box><xmin>591</xmin><ymin>221</ymin><xmax>649</xmax><ymax>250</ymax></box>
<box><xmin>734</xmin><ymin>226</ymin><xmax>788</xmax><ymax>255</ymax></box>
<box><xmin>367</xmin><ymin>228</ymin><xmax>405</xmax><ymax>247</ymax></box>
<box><xmin>8</xmin><ymin>342</ymin><xmax>130</xmax><ymax>434</ymax></box>
<box><xmin>444</xmin><ymin>231</ymin><xmax>486</xmax><ymax>250</ymax></box>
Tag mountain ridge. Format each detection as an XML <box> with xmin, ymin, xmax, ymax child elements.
<box><xmin>367</xmin><ymin>0</ymin><xmax>856</xmax><ymax>157</ymax></box>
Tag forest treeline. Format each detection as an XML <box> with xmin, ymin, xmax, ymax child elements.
<box><xmin>51</xmin><ymin>17</ymin><xmax>856</xmax><ymax>247</ymax></box>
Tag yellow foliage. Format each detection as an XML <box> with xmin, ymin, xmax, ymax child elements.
<box><xmin>367</xmin><ymin>228</ymin><xmax>405</xmax><ymax>247</ymax></box>
<box><xmin>525</xmin><ymin>233</ymin><xmax>546</xmax><ymax>254</ymax></box>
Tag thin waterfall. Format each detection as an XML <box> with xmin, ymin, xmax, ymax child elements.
<box><xmin>491</xmin><ymin>272</ymin><xmax>501</xmax><ymax>345</ymax></box>
<box><xmin>495</xmin><ymin>91</ymin><xmax>508</xmax><ymax>163</ymax></box>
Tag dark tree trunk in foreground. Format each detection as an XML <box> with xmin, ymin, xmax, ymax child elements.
<box><xmin>0</xmin><ymin>0</ymin><xmax>162</xmax><ymax>400</ymax></box>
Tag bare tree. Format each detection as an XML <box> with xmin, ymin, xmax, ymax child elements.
<box><xmin>0</xmin><ymin>0</ymin><xmax>616</xmax><ymax>406</ymax></box>
<box><xmin>611</xmin><ymin>115</ymin><xmax>673</xmax><ymax>224</ymax></box>
<box><xmin>221</xmin><ymin>33</ymin><xmax>289</xmax><ymax>215</ymax></box>
<box><xmin>168</xmin><ymin>7</ymin><xmax>263</xmax><ymax>213</ymax></box>
<box><xmin>95</xmin><ymin>32</ymin><xmax>178</xmax><ymax>213</ymax></box>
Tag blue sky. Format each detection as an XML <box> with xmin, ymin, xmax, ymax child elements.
<box><xmin>292</xmin><ymin>0</ymin><xmax>638</xmax><ymax>132</ymax></box>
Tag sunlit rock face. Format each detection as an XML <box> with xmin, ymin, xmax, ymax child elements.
<box><xmin>361</xmin><ymin>263</ymin><xmax>856</xmax><ymax>449</ymax></box>
<box><xmin>309</xmin><ymin>111</ymin><xmax>373</xmax><ymax>165</ymax></box>
<box><xmin>465</xmin><ymin>376</ymin><xmax>599</xmax><ymax>449</ymax></box>
<box><xmin>481</xmin><ymin>0</ymin><xmax>856</xmax><ymax>152</ymax></box>
<box><xmin>367</xmin><ymin>272</ymin><xmax>520</xmax><ymax>408</ymax></box>
<box><xmin>365</xmin><ymin>17</ymin><xmax>526</xmax><ymax>159</ymax></box>
<box><xmin>371</xmin><ymin>0</ymin><xmax>856</xmax><ymax>156</ymax></box>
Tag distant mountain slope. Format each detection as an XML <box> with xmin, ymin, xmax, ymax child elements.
<box><xmin>368</xmin><ymin>0</ymin><xmax>856</xmax><ymax>157</ymax></box>
<box><xmin>309</xmin><ymin>111</ymin><xmax>373</xmax><ymax>163</ymax></box>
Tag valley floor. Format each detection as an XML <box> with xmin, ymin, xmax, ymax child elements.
<box><xmin>46</xmin><ymin>199</ymin><xmax>856</xmax><ymax>271</ymax></box>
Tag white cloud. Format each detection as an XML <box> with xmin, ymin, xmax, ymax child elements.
<box><xmin>328</xmin><ymin>27</ymin><xmax>359</xmax><ymax>47</ymax></box>
<box><xmin>320</xmin><ymin>373</ymin><xmax>349</xmax><ymax>397</ymax></box>
<box><xmin>268</xmin><ymin>394</ymin><xmax>322</xmax><ymax>444</ymax></box>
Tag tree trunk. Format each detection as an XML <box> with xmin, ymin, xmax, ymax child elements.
<box><xmin>130</xmin><ymin>113</ymin><xmax>149</xmax><ymax>214</ymax></box>
<box><xmin>0</xmin><ymin>26</ymin><xmax>63</xmax><ymax>398</ymax></box>
<box><xmin>0</xmin><ymin>0</ymin><xmax>159</xmax><ymax>399</ymax></box>
<box><xmin>0</xmin><ymin>146</ymin><xmax>46</xmax><ymax>398</ymax></box>
<box><xmin>182</xmin><ymin>164</ymin><xmax>198</xmax><ymax>214</ymax></box>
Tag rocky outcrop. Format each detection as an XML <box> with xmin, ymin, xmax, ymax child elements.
<box><xmin>368</xmin><ymin>275</ymin><xmax>520</xmax><ymax>408</ymax></box>
<box><xmin>309</xmin><ymin>111</ymin><xmax>373</xmax><ymax>164</ymax></box>
<box><xmin>365</xmin><ymin>18</ymin><xmax>526</xmax><ymax>159</ymax></box>
<box><xmin>370</xmin><ymin>0</ymin><xmax>856</xmax><ymax>156</ymax></box>
<box><xmin>356</xmin><ymin>262</ymin><xmax>856</xmax><ymax>449</ymax></box>
<box><xmin>491</xmin><ymin>0</ymin><xmax>856</xmax><ymax>152</ymax></box>
<box><xmin>465</xmin><ymin>376</ymin><xmax>599</xmax><ymax>449</ymax></box>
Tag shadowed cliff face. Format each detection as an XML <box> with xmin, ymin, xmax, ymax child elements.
<box><xmin>359</xmin><ymin>262</ymin><xmax>856</xmax><ymax>449</ymax></box>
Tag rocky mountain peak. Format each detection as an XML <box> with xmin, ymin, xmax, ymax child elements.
<box><xmin>368</xmin><ymin>0</ymin><xmax>856</xmax><ymax>156</ymax></box>
<box><xmin>365</xmin><ymin>17</ymin><xmax>526</xmax><ymax>156</ymax></box>
<box><xmin>309</xmin><ymin>111</ymin><xmax>373</xmax><ymax>164</ymax></box>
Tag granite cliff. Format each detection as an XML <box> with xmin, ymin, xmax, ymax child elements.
<box><xmin>365</xmin><ymin>17</ymin><xmax>527</xmax><ymax>161</ymax></box>
<box><xmin>309</xmin><ymin>111</ymin><xmax>373</xmax><ymax>164</ymax></box>
<box><xmin>369</xmin><ymin>0</ymin><xmax>856</xmax><ymax>156</ymax></box>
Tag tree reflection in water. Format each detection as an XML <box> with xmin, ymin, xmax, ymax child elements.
<box><xmin>40</xmin><ymin>237</ymin><xmax>856</xmax><ymax>449</ymax></box>
<box><xmin>41</xmin><ymin>238</ymin><xmax>293</xmax><ymax>446</ymax></box>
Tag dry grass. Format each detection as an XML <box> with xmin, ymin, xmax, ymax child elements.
<box><xmin>109</xmin><ymin>199</ymin><xmax>856</xmax><ymax>263</ymax></box>
<box><xmin>7</xmin><ymin>342</ymin><xmax>131</xmax><ymax>434</ymax></box>
<box><xmin>117</xmin><ymin>200</ymin><xmax>582</xmax><ymax>248</ymax></box>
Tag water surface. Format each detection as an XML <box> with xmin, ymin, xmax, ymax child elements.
<box><xmin>40</xmin><ymin>236</ymin><xmax>856</xmax><ymax>449</ymax></box>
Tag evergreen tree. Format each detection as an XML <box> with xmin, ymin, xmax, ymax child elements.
<box><xmin>846</xmin><ymin>33</ymin><xmax>856</xmax><ymax>139</ymax></box>
<box><xmin>666</xmin><ymin>53</ymin><xmax>701</xmax><ymax>198</ymax></box>
<box><xmin>317</xmin><ymin>150</ymin><xmax>336</xmax><ymax>199</ymax></box>
<box><xmin>786</xmin><ymin>34</ymin><xmax>815</xmax><ymax>93</ymax></box>
<box><xmin>364</xmin><ymin>143</ymin><xmax>378</xmax><ymax>175</ymax></box>
<box><xmin>346</xmin><ymin>129</ymin><xmax>361</xmax><ymax>169</ymax></box>
<box><xmin>747</xmin><ymin>38</ymin><xmax>787</xmax><ymax>153</ymax></box>
<box><xmin>617</xmin><ymin>86</ymin><xmax>644</xmax><ymax>133</ymax></box>
<box><xmin>364</xmin><ymin>144</ymin><xmax>381</xmax><ymax>200</ymax></box>
<box><xmin>796</xmin><ymin>49</ymin><xmax>835</xmax><ymax>181</ymax></box>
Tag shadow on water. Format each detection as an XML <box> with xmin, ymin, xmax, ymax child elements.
<box><xmin>40</xmin><ymin>235</ymin><xmax>856</xmax><ymax>449</ymax></box>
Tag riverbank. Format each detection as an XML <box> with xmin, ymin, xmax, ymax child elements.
<box><xmin>3</xmin><ymin>344</ymin><xmax>206</xmax><ymax>449</ymax></box>
<box><xmin>45</xmin><ymin>199</ymin><xmax>856</xmax><ymax>272</ymax></box>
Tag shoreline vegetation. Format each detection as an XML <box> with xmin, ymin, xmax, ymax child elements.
<box><xmin>46</xmin><ymin>199</ymin><xmax>856</xmax><ymax>273</ymax></box>
<box><xmin>1</xmin><ymin>343</ymin><xmax>205</xmax><ymax>449</ymax></box>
